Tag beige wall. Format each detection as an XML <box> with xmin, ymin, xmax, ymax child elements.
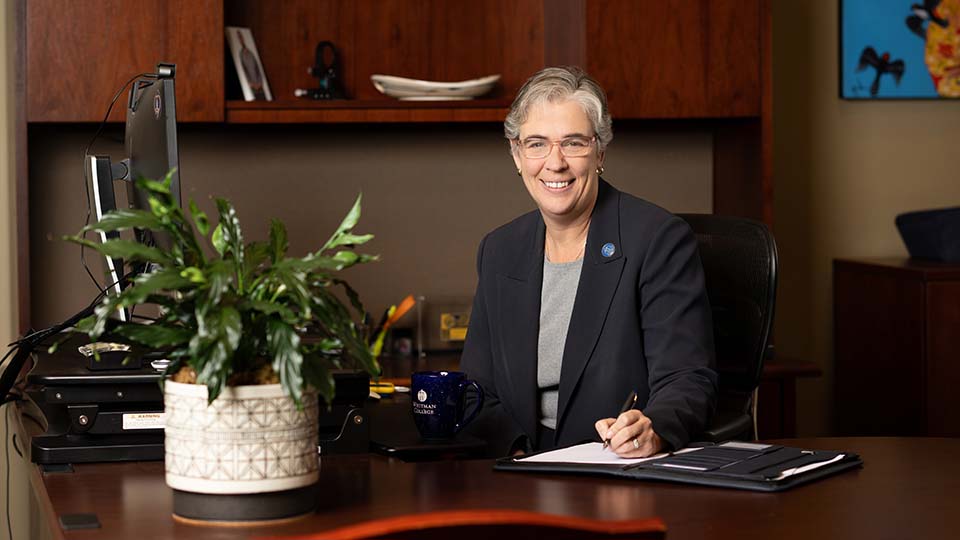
<box><xmin>1</xmin><ymin>0</ymin><xmax>16</xmax><ymax>347</ymax></box>
<box><xmin>773</xmin><ymin>1</ymin><xmax>960</xmax><ymax>435</ymax></box>
<box><xmin>28</xmin><ymin>125</ymin><xmax>712</xmax><ymax>329</ymax></box>
<box><xmin>1</xmin><ymin>4</ymin><xmax>31</xmax><ymax>540</ymax></box>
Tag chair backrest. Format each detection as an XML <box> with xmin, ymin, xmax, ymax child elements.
<box><xmin>307</xmin><ymin>509</ymin><xmax>666</xmax><ymax>539</ymax></box>
<box><xmin>677</xmin><ymin>214</ymin><xmax>778</xmax><ymax>402</ymax></box>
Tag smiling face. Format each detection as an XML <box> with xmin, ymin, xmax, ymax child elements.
<box><xmin>512</xmin><ymin>99</ymin><xmax>604</xmax><ymax>226</ymax></box>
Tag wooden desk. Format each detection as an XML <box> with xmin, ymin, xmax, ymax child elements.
<box><xmin>834</xmin><ymin>257</ymin><xmax>960</xmax><ymax>436</ymax></box>
<box><xmin>757</xmin><ymin>356</ymin><xmax>822</xmax><ymax>439</ymax></box>
<box><xmin>25</xmin><ymin>435</ymin><xmax>960</xmax><ymax>539</ymax></box>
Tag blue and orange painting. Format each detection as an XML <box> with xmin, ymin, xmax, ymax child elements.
<box><xmin>841</xmin><ymin>0</ymin><xmax>960</xmax><ymax>99</ymax></box>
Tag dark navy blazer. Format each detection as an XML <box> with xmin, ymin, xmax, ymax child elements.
<box><xmin>460</xmin><ymin>179</ymin><xmax>718</xmax><ymax>456</ymax></box>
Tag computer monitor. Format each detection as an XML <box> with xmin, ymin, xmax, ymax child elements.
<box><xmin>124</xmin><ymin>64</ymin><xmax>181</xmax><ymax>250</ymax></box>
<box><xmin>84</xmin><ymin>63</ymin><xmax>181</xmax><ymax>319</ymax></box>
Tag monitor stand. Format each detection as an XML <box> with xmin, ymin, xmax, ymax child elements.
<box><xmin>28</xmin><ymin>333</ymin><xmax>164</xmax><ymax>464</ymax></box>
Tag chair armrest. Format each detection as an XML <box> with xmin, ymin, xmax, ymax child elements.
<box><xmin>701</xmin><ymin>411</ymin><xmax>753</xmax><ymax>443</ymax></box>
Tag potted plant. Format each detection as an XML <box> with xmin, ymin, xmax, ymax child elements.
<box><xmin>69</xmin><ymin>172</ymin><xmax>380</xmax><ymax>524</ymax></box>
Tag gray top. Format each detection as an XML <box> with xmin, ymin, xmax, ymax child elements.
<box><xmin>538</xmin><ymin>255</ymin><xmax>583</xmax><ymax>429</ymax></box>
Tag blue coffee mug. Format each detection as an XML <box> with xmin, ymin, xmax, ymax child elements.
<box><xmin>411</xmin><ymin>371</ymin><xmax>484</xmax><ymax>440</ymax></box>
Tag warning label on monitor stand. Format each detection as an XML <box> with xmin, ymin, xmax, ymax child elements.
<box><xmin>122</xmin><ymin>412</ymin><xmax>165</xmax><ymax>430</ymax></box>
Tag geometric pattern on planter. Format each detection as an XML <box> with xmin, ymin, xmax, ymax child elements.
<box><xmin>164</xmin><ymin>382</ymin><xmax>319</xmax><ymax>494</ymax></box>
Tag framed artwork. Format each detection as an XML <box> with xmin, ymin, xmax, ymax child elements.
<box><xmin>225</xmin><ymin>26</ymin><xmax>274</xmax><ymax>101</ymax></box>
<box><xmin>840</xmin><ymin>0</ymin><xmax>960</xmax><ymax>99</ymax></box>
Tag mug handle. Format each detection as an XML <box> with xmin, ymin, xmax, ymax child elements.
<box><xmin>454</xmin><ymin>379</ymin><xmax>485</xmax><ymax>434</ymax></box>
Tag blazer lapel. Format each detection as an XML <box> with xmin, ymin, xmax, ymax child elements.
<box><xmin>555</xmin><ymin>180</ymin><xmax>625</xmax><ymax>433</ymax></box>
<box><xmin>496</xmin><ymin>215</ymin><xmax>544</xmax><ymax>438</ymax></box>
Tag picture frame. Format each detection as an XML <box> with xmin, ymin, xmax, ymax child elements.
<box><xmin>839</xmin><ymin>0</ymin><xmax>959</xmax><ymax>99</ymax></box>
<box><xmin>225</xmin><ymin>26</ymin><xmax>274</xmax><ymax>101</ymax></box>
<box><xmin>416</xmin><ymin>296</ymin><xmax>472</xmax><ymax>354</ymax></box>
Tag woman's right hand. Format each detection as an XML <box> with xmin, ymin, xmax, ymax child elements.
<box><xmin>595</xmin><ymin>409</ymin><xmax>663</xmax><ymax>458</ymax></box>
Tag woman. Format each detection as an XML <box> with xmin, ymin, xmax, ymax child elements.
<box><xmin>460</xmin><ymin>67</ymin><xmax>717</xmax><ymax>457</ymax></box>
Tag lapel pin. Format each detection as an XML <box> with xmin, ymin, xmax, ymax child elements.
<box><xmin>601</xmin><ymin>243</ymin><xmax>616</xmax><ymax>258</ymax></box>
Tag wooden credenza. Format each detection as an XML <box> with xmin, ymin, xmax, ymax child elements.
<box><xmin>834</xmin><ymin>258</ymin><xmax>960</xmax><ymax>436</ymax></box>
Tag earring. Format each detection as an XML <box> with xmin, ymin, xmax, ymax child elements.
<box><xmin>517</xmin><ymin>168</ymin><xmax>522</xmax><ymax>176</ymax></box>
<box><xmin>596</xmin><ymin>165</ymin><xmax>605</xmax><ymax>175</ymax></box>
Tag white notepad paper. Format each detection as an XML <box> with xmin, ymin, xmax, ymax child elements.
<box><xmin>516</xmin><ymin>442</ymin><xmax>700</xmax><ymax>465</ymax></box>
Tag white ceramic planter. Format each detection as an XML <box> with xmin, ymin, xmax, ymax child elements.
<box><xmin>164</xmin><ymin>380</ymin><xmax>319</xmax><ymax>495</ymax></box>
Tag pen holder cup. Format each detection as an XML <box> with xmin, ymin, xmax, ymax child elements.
<box><xmin>411</xmin><ymin>371</ymin><xmax>484</xmax><ymax>440</ymax></box>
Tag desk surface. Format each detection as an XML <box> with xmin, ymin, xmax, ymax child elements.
<box><xmin>27</xmin><ymin>436</ymin><xmax>960</xmax><ymax>539</ymax></box>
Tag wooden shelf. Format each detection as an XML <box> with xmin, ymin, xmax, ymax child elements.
<box><xmin>224</xmin><ymin>99</ymin><xmax>512</xmax><ymax>123</ymax></box>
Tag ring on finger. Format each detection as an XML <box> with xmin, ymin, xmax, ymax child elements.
<box><xmin>633</xmin><ymin>437</ymin><xmax>640</xmax><ymax>450</ymax></box>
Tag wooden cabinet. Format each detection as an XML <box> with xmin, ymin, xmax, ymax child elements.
<box><xmin>225</xmin><ymin>0</ymin><xmax>761</xmax><ymax>120</ymax></box>
<box><xmin>26</xmin><ymin>0</ymin><xmax>223</xmax><ymax>122</ymax></box>
<box><xmin>586</xmin><ymin>0</ymin><xmax>760</xmax><ymax>118</ymax></box>
<box><xmin>227</xmin><ymin>0</ymin><xmax>544</xmax><ymax>103</ymax></box>
<box><xmin>26</xmin><ymin>0</ymin><xmax>764</xmax><ymax>124</ymax></box>
<box><xmin>834</xmin><ymin>258</ymin><xmax>960</xmax><ymax>437</ymax></box>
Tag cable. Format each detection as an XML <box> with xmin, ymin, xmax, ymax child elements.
<box><xmin>80</xmin><ymin>72</ymin><xmax>157</xmax><ymax>292</ymax></box>
<box><xmin>4</xmin><ymin>264</ymin><xmax>135</xmax><ymax>351</ymax></box>
<box><xmin>0</xmin><ymin>266</ymin><xmax>140</xmax><ymax>403</ymax></box>
<box><xmin>5</xmin><ymin>406</ymin><xmax>13</xmax><ymax>540</ymax></box>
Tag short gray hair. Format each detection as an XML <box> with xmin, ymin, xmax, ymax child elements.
<box><xmin>504</xmin><ymin>66</ymin><xmax>613</xmax><ymax>151</ymax></box>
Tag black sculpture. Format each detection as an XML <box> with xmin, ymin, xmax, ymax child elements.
<box><xmin>295</xmin><ymin>41</ymin><xmax>347</xmax><ymax>100</ymax></box>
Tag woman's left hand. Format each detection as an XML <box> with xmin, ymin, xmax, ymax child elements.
<box><xmin>594</xmin><ymin>410</ymin><xmax>664</xmax><ymax>458</ymax></box>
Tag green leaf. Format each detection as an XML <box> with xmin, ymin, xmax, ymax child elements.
<box><xmin>75</xmin><ymin>316</ymin><xmax>97</xmax><ymax>334</ymax></box>
<box><xmin>322</xmin><ymin>194</ymin><xmax>363</xmax><ymax>251</ymax></box>
<box><xmin>80</xmin><ymin>209</ymin><xmax>165</xmax><ymax>234</ymax></box>
<box><xmin>276</xmin><ymin>249</ymin><xmax>378</xmax><ymax>275</ymax></box>
<box><xmin>205</xmin><ymin>260</ymin><xmax>234</xmax><ymax>305</ymax></box>
<box><xmin>211</xmin><ymin>223</ymin><xmax>226</xmax><ymax>256</ymax></box>
<box><xmin>332</xmin><ymin>250</ymin><xmax>379</xmax><ymax>270</ymax></box>
<box><xmin>282</xmin><ymin>254</ymin><xmax>348</xmax><ymax>273</ymax></box>
<box><xmin>137</xmin><ymin>171</ymin><xmax>174</xmax><ymax>196</ymax></box>
<box><xmin>89</xmin><ymin>302</ymin><xmax>118</xmax><ymax>338</ymax></box>
<box><xmin>332</xmin><ymin>251</ymin><xmax>358</xmax><ymax>266</ymax></box>
<box><xmin>326</xmin><ymin>232</ymin><xmax>374</xmax><ymax>250</ymax></box>
<box><xmin>148</xmin><ymin>196</ymin><xmax>171</xmax><ymax>218</ymax></box>
<box><xmin>242</xmin><ymin>299</ymin><xmax>296</xmax><ymax>321</ymax></box>
<box><xmin>273</xmin><ymin>267</ymin><xmax>313</xmax><ymax>312</ymax></box>
<box><xmin>268</xmin><ymin>319</ymin><xmax>304</xmax><ymax>405</ymax></box>
<box><xmin>312</xmin><ymin>288</ymin><xmax>380</xmax><ymax>377</ymax></box>
<box><xmin>215</xmin><ymin>198</ymin><xmax>246</xmax><ymax>291</ymax></box>
<box><xmin>314</xmin><ymin>337</ymin><xmax>342</xmax><ymax>353</ymax></box>
<box><xmin>331</xmin><ymin>278</ymin><xmax>365</xmax><ymax>316</ymax></box>
<box><xmin>75</xmin><ymin>314</ymin><xmax>105</xmax><ymax>339</ymax></box>
<box><xmin>215</xmin><ymin>198</ymin><xmax>245</xmax><ymax>263</ymax></box>
<box><xmin>192</xmin><ymin>306</ymin><xmax>243</xmax><ymax>403</ymax></box>
<box><xmin>303</xmin><ymin>357</ymin><xmax>335</xmax><ymax>407</ymax></box>
<box><xmin>69</xmin><ymin>237</ymin><xmax>174</xmax><ymax>266</ymax></box>
<box><xmin>114</xmin><ymin>324</ymin><xmax>193</xmax><ymax>348</ymax></box>
<box><xmin>119</xmin><ymin>268</ymin><xmax>195</xmax><ymax>307</ymax></box>
<box><xmin>243</xmin><ymin>241</ymin><xmax>270</xmax><ymax>282</ymax></box>
<box><xmin>189</xmin><ymin>199</ymin><xmax>210</xmax><ymax>237</ymax></box>
<box><xmin>269</xmin><ymin>219</ymin><xmax>288</xmax><ymax>263</ymax></box>
<box><xmin>180</xmin><ymin>267</ymin><xmax>206</xmax><ymax>284</ymax></box>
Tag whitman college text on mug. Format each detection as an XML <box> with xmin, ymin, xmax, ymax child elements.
<box><xmin>411</xmin><ymin>371</ymin><xmax>484</xmax><ymax>440</ymax></box>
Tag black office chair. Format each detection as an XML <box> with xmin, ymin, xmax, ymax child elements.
<box><xmin>678</xmin><ymin>214</ymin><xmax>778</xmax><ymax>442</ymax></box>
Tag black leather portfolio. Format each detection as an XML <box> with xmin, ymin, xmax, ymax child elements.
<box><xmin>494</xmin><ymin>441</ymin><xmax>863</xmax><ymax>492</ymax></box>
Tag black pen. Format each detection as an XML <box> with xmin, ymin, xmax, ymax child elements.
<box><xmin>602</xmin><ymin>389</ymin><xmax>638</xmax><ymax>450</ymax></box>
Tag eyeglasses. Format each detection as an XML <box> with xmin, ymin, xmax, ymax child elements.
<box><xmin>514</xmin><ymin>135</ymin><xmax>597</xmax><ymax>159</ymax></box>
